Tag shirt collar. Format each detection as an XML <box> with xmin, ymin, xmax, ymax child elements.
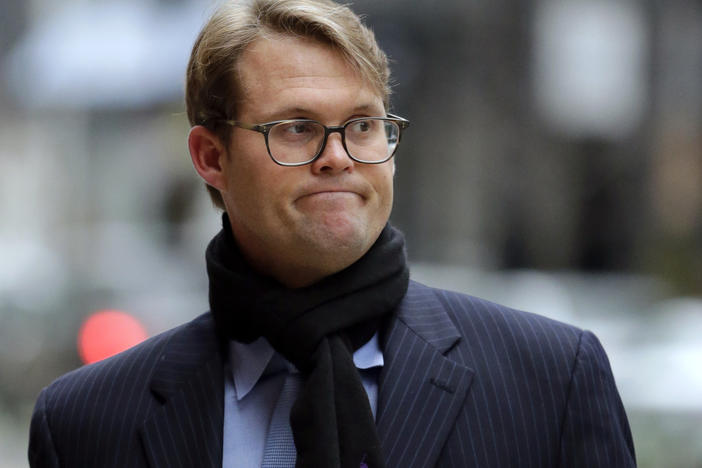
<box><xmin>229</xmin><ymin>333</ymin><xmax>384</xmax><ymax>401</ymax></box>
<box><xmin>353</xmin><ymin>333</ymin><xmax>384</xmax><ymax>370</ymax></box>
<box><xmin>229</xmin><ymin>337</ymin><xmax>276</xmax><ymax>401</ymax></box>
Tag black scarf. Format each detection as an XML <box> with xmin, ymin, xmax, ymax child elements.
<box><xmin>206</xmin><ymin>214</ymin><xmax>409</xmax><ymax>468</ymax></box>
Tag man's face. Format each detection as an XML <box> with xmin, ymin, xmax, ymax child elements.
<box><xmin>218</xmin><ymin>34</ymin><xmax>394</xmax><ymax>287</ymax></box>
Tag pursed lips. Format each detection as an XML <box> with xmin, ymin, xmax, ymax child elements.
<box><xmin>296</xmin><ymin>187</ymin><xmax>366</xmax><ymax>201</ymax></box>
<box><xmin>297</xmin><ymin>190</ymin><xmax>364</xmax><ymax>204</ymax></box>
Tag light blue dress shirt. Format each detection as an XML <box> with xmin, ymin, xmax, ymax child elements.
<box><xmin>222</xmin><ymin>334</ymin><xmax>384</xmax><ymax>468</ymax></box>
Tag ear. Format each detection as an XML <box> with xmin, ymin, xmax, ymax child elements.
<box><xmin>188</xmin><ymin>126</ymin><xmax>228</xmax><ymax>191</ymax></box>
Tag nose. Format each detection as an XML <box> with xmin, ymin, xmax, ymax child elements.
<box><xmin>310</xmin><ymin>132</ymin><xmax>354</xmax><ymax>175</ymax></box>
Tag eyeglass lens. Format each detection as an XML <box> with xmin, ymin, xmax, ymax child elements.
<box><xmin>267</xmin><ymin>119</ymin><xmax>400</xmax><ymax>164</ymax></box>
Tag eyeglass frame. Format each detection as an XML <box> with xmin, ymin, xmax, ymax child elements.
<box><xmin>214</xmin><ymin>113</ymin><xmax>410</xmax><ymax>167</ymax></box>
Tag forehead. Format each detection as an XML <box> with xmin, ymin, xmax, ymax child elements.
<box><xmin>235</xmin><ymin>34</ymin><xmax>384</xmax><ymax>120</ymax></box>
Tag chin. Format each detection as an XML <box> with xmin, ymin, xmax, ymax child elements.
<box><xmin>292</xmin><ymin>207</ymin><xmax>387</xmax><ymax>258</ymax></box>
<box><xmin>321</xmin><ymin>224</ymin><xmax>368</xmax><ymax>251</ymax></box>
<box><xmin>301</xmin><ymin>218</ymin><xmax>370</xmax><ymax>255</ymax></box>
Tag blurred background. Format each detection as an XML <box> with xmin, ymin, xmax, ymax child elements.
<box><xmin>1</xmin><ymin>0</ymin><xmax>701</xmax><ymax>466</ymax></box>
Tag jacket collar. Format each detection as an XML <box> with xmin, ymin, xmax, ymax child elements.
<box><xmin>141</xmin><ymin>313</ymin><xmax>225</xmax><ymax>468</ymax></box>
<box><xmin>377</xmin><ymin>281</ymin><xmax>475</xmax><ymax>468</ymax></box>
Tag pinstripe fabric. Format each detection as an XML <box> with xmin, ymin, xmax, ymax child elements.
<box><xmin>376</xmin><ymin>281</ymin><xmax>635</xmax><ymax>467</ymax></box>
<box><xmin>29</xmin><ymin>313</ymin><xmax>224</xmax><ymax>468</ymax></box>
<box><xmin>29</xmin><ymin>280</ymin><xmax>635</xmax><ymax>467</ymax></box>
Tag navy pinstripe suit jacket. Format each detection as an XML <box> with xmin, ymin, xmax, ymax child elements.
<box><xmin>29</xmin><ymin>281</ymin><xmax>636</xmax><ymax>467</ymax></box>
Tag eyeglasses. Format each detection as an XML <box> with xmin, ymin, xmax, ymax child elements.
<box><xmin>217</xmin><ymin>114</ymin><xmax>410</xmax><ymax>166</ymax></box>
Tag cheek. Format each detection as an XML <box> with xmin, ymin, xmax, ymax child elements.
<box><xmin>363</xmin><ymin>166</ymin><xmax>394</xmax><ymax>225</ymax></box>
<box><xmin>376</xmin><ymin>166</ymin><xmax>395</xmax><ymax>202</ymax></box>
<box><xmin>231</xmin><ymin>166</ymin><xmax>298</xmax><ymax>223</ymax></box>
<box><xmin>222</xmin><ymin>158</ymin><xmax>270</xmax><ymax>218</ymax></box>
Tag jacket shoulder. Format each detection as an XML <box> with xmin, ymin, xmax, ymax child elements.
<box><xmin>29</xmin><ymin>313</ymin><xmax>218</xmax><ymax>467</ymax></box>
<box><xmin>36</xmin><ymin>312</ymin><xmax>214</xmax><ymax>421</ymax></box>
<box><xmin>408</xmin><ymin>280</ymin><xmax>585</xmax><ymax>360</ymax></box>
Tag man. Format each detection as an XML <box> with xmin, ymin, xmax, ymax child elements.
<box><xmin>29</xmin><ymin>0</ymin><xmax>636</xmax><ymax>467</ymax></box>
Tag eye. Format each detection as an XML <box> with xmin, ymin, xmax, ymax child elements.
<box><xmin>351</xmin><ymin>120</ymin><xmax>373</xmax><ymax>133</ymax></box>
<box><xmin>284</xmin><ymin>121</ymin><xmax>316</xmax><ymax>135</ymax></box>
<box><xmin>271</xmin><ymin>121</ymin><xmax>322</xmax><ymax>145</ymax></box>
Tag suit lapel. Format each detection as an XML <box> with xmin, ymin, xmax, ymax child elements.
<box><xmin>140</xmin><ymin>313</ymin><xmax>225</xmax><ymax>468</ymax></box>
<box><xmin>377</xmin><ymin>282</ymin><xmax>474</xmax><ymax>468</ymax></box>
<box><xmin>138</xmin><ymin>283</ymin><xmax>473</xmax><ymax>467</ymax></box>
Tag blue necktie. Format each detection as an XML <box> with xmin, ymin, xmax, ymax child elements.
<box><xmin>261</xmin><ymin>372</ymin><xmax>302</xmax><ymax>467</ymax></box>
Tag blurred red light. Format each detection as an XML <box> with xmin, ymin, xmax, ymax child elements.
<box><xmin>77</xmin><ymin>310</ymin><xmax>148</xmax><ymax>364</ymax></box>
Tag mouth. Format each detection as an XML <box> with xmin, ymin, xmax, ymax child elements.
<box><xmin>296</xmin><ymin>183</ymin><xmax>366</xmax><ymax>199</ymax></box>
<box><xmin>298</xmin><ymin>190</ymin><xmax>362</xmax><ymax>201</ymax></box>
<box><xmin>294</xmin><ymin>189</ymin><xmax>367</xmax><ymax>212</ymax></box>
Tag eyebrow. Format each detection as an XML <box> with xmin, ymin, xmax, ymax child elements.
<box><xmin>259</xmin><ymin>104</ymin><xmax>384</xmax><ymax>122</ymax></box>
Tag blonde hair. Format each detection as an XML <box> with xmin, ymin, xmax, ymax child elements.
<box><xmin>185</xmin><ymin>0</ymin><xmax>391</xmax><ymax>209</ymax></box>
